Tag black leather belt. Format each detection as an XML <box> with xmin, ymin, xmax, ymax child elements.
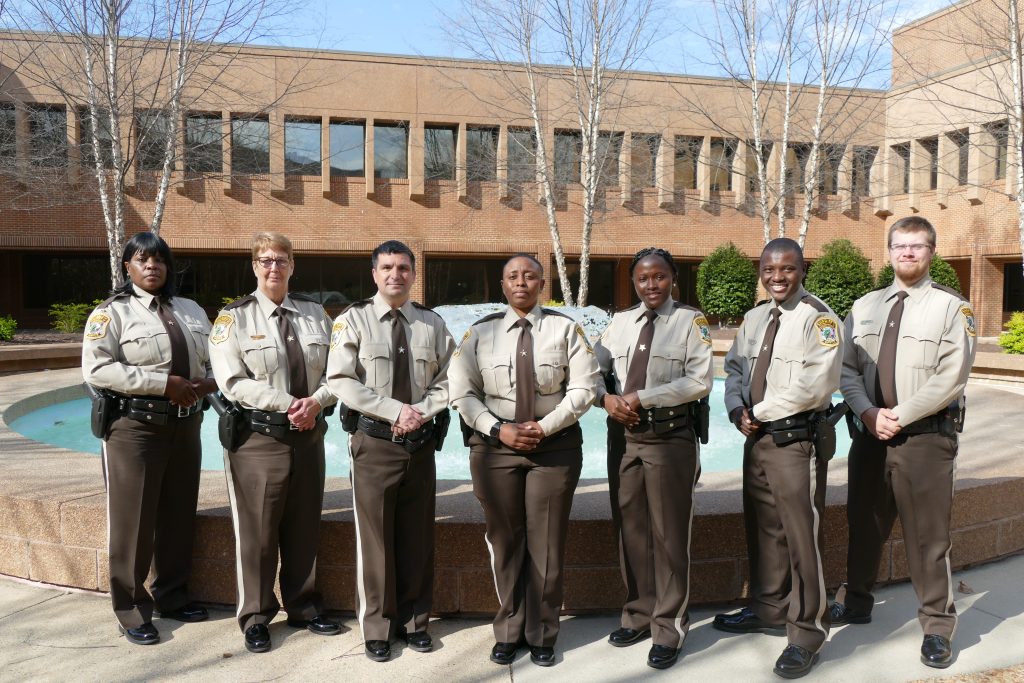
<box><xmin>631</xmin><ymin>403</ymin><xmax>692</xmax><ymax>435</ymax></box>
<box><xmin>357</xmin><ymin>415</ymin><xmax>431</xmax><ymax>444</ymax></box>
<box><xmin>475</xmin><ymin>420</ymin><xmax>582</xmax><ymax>449</ymax></box>
<box><xmin>123</xmin><ymin>395</ymin><xmax>203</xmax><ymax>425</ymax></box>
<box><xmin>246</xmin><ymin>409</ymin><xmax>324</xmax><ymax>439</ymax></box>
<box><xmin>762</xmin><ymin>409</ymin><xmax>826</xmax><ymax>443</ymax></box>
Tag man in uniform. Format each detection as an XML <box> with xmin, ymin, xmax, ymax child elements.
<box><xmin>715</xmin><ymin>238</ymin><xmax>842</xmax><ymax>679</ymax></box>
<box><xmin>326</xmin><ymin>240</ymin><xmax>454</xmax><ymax>662</ymax></box>
<box><xmin>831</xmin><ymin>216</ymin><xmax>976</xmax><ymax>669</ymax></box>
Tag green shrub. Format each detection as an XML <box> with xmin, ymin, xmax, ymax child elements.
<box><xmin>49</xmin><ymin>299</ymin><xmax>103</xmax><ymax>334</ymax></box>
<box><xmin>876</xmin><ymin>254</ymin><xmax>962</xmax><ymax>292</ymax></box>
<box><xmin>999</xmin><ymin>312</ymin><xmax>1024</xmax><ymax>354</ymax></box>
<box><xmin>0</xmin><ymin>315</ymin><xmax>16</xmax><ymax>341</ymax></box>
<box><xmin>697</xmin><ymin>242</ymin><xmax>758</xmax><ymax>325</ymax></box>
<box><xmin>804</xmin><ymin>239</ymin><xmax>874</xmax><ymax>319</ymax></box>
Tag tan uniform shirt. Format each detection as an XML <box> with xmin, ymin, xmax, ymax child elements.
<box><xmin>326</xmin><ymin>292</ymin><xmax>454</xmax><ymax>423</ymax></box>
<box><xmin>449</xmin><ymin>305</ymin><xmax>600</xmax><ymax>437</ymax></box>
<box><xmin>82</xmin><ymin>284</ymin><xmax>212</xmax><ymax>395</ymax></box>
<box><xmin>841</xmin><ymin>277</ymin><xmax>977</xmax><ymax>426</ymax></box>
<box><xmin>594</xmin><ymin>299</ymin><xmax>714</xmax><ymax>407</ymax></box>
<box><xmin>208</xmin><ymin>289</ymin><xmax>336</xmax><ymax>412</ymax></box>
<box><xmin>724</xmin><ymin>287</ymin><xmax>842</xmax><ymax>422</ymax></box>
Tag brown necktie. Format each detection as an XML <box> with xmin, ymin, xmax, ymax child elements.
<box><xmin>514</xmin><ymin>318</ymin><xmax>535</xmax><ymax>423</ymax></box>
<box><xmin>875</xmin><ymin>290</ymin><xmax>909</xmax><ymax>409</ymax></box>
<box><xmin>623</xmin><ymin>309</ymin><xmax>657</xmax><ymax>394</ymax></box>
<box><xmin>750</xmin><ymin>307</ymin><xmax>781</xmax><ymax>406</ymax></box>
<box><xmin>275</xmin><ymin>307</ymin><xmax>308</xmax><ymax>399</ymax></box>
<box><xmin>390</xmin><ymin>309</ymin><xmax>412</xmax><ymax>404</ymax></box>
<box><xmin>156</xmin><ymin>300</ymin><xmax>190</xmax><ymax>379</ymax></box>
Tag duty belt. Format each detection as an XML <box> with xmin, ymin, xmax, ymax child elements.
<box><xmin>630</xmin><ymin>403</ymin><xmax>692</xmax><ymax>435</ymax></box>
<box><xmin>121</xmin><ymin>395</ymin><xmax>203</xmax><ymax>425</ymax></box>
<box><xmin>357</xmin><ymin>414</ymin><xmax>432</xmax><ymax>444</ymax></box>
<box><xmin>762</xmin><ymin>409</ymin><xmax>827</xmax><ymax>442</ymax></box>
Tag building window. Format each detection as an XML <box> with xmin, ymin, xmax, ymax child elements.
<box><xmin>786</xmin><ymin>143</ymin><xmax>813</xmax><ymax>192</ymax></box>
<box><xmin>329</xmin><ymin>120</ymin><xmax>364</xmax><ymax>177</ymax></box>
<box><xmin>424</xmin><ymin>124</ymin><xmax>456</xmax><ymax>181</ymax></box>
<box><xmin>79</xmin><ymin>107</ymin><xmax>114</xmax><ymax>169</ymax></box>
<box><xmin>595</xmin><ymin>132</ymin><xmax>622</xmax><ymax>187</ymax></box>
<box><xmin>818</xmin><ymin>144</ymin><xmax>844</xmax><ymax>194</ymax></box>
<box><xmin>0</xmin><ymin>104</ymin><xmax>15</xmax><ymax>168</ymax></box>
<box><xmin>554</xmin><ymin>130</ymin><xmax>582</xmax><ymax>184</ymax></box>
<box><xmin>920</xmin><ymin>136</ymin><xmax>938</xmax><ymax>190</ymax></box>
<box><xmin>709</xmin><ymin>138</ymin><xmax>737</xmax><ymax>192</ymax></box>
<box><xmin>851</xmin><ymin>146</ymin><xmax>877</xmax><ymax>197</ymax></box>
<box><xmin>560</xmin><ymin>258</ymin><xmax>615</xmax><ymax>310</ymax></box>
<box><xmin>988</xmin><ymin>121</ymin><xmax>1008</xmax><ymax>180</ymax></box>
<box><xmin>185</xmin><ymin>113</ymin><xmax>222</xmax><ymax>173</ymax></box>
<box><xmin>747</xmin><ymin>141</ymin><xmax>773</xmax><ymax>193</ymax></box>
<box><xmin>374</xmin><ymin>122</ymin><xmax>408</xmax><ymax>179</ymax></box>
<box><xmin>28</xmin><ymin>105</ymin><xmax>67</xmax><ymax>167</ymax></box>
<box><xmin>466</xmin><ymin>126</ymin><xmax>497</xmax><ymax>181</ymax></box>
<box><xmin>892</xmin><ymin>143</ymin><xmax>910</xmax><ymax>194</ymax></box>
<box><xmin>674</xmin><ymin>135</ymin><xmax>701</xmax><ymax>190</ymax></box>
<box><xmin>1004</xmin><ymin>262</ymin><xmax>1024</xmax><ymax>313</ymax></box>
<box><xmin>507</xmin><ymin>128</ymin><xmax>536</xmax><ymax>182</ymax></box>
<box><xmin>631</xmin><ymin>133</ymin><xmax>659</xmax><ymax>188</ymax></box>
<box><xmin>231</xmin><ymin>116</ymin><xmax>269</xmax><ymax>175</ymax></box>
<box><xmin>948</xmin><ymin>130</ymin><xmax>969</xmax><ymax>185</ymax></box>
<box><xmin>22</xmin><ymin>253</ymin><xmax>109</xmax><ymax>309</ymax></box>
<box><xmin>136</xmin><ymin>110</ymin><xmax>171</xmax><ymax>172</ymax></box>
<box><xmin>425</xmin><ymin>257</ymin><xmax>507</xmax><ymax>306</ymax></box>
<box><xmin>284</xmin><ymin>118</ymin><xmax>321</xmax><ymax>176</ymax></box>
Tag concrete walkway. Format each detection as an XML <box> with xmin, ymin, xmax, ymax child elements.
<box><xmin>2</xmin><ymin>553</ymin><xmax>1023</xmax><ymax>683</ymax></box>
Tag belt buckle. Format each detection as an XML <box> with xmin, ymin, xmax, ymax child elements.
<box><xmin>392</xmin><ymin>432</ymin><xmax>404</xmax><ymax>443</ymax></box>
<box><xmin>289</xmin><ymin>422</ymin><xmax>299</xmax><ymax>431</ymax></box>
<box><xmin>177</xmin><ymin>405</ymin><xmax>190</xmax><ymax>418</ymax></box>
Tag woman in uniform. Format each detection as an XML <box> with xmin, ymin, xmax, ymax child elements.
<box><xmin>594</xmin><ymin>247</ymin><xmax>714</xmax><ymax>670</ymax></box>
<box><xmin>448</xmin><ymin>253</ymin><xmax>600</xmax><ymax>667</ymax></box>
<box><xmin>82</xmin><ymin>232</ymin><xmax>216</xmax><ymax>645</ymax></box>
<box><xmin>208</xmin><ymin>232</ymin><xmax>339</xmax><ymax>653</ymax></box>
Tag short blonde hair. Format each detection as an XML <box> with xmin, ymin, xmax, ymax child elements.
<box><xmin>250</xmin><ymin>232</ymin><xmax>293</xmax><ymax>260</ymax></box>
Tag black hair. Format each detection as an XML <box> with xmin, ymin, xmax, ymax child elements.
<box><xmin>114</xmin><ymin>231</ymin><xmax>176</xmax><ymax>299</ymax></box>
<box><xmin>504</xmin><ymin>252</ymin><xmax>544</xmax><ymax>276</ymax></box>
<box><xmin>630</xmin><ymin>247</ymin><xmax>677</xmax><ymax>277</ymax></box>
<box><xmin>372</xmin><ymin>240</ymin><xmax>415</xmax><ymax>269</ymax></box>
<box><xmin>761</xmin><ymin>237</ymin><xmax>804</xmax><ymax>265</ymax></box>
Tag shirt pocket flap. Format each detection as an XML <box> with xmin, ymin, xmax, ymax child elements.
<box><xmin>359</xmin><ymin>341</ymin><xmax>390</xmax><ymax>360</ymax></box>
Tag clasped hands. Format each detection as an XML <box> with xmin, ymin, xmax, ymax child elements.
<box><xmin>728</xmin><ymin>407</ymin><xmax>761</xmax><ymax>436</ymax></box>
<box><xmin>861</xmin><ymin>407</ymin><xmax>901</xmax><ymax>440</ymax></box>
<box><xmin>603</xmin><ymin>392</ymin><xmax>642</xmax><ymax>427</ymax></box>
<box><xmin>165</xmin><ymin>376</ymin><xmax>217</xmax><ymax>409</ymax></box>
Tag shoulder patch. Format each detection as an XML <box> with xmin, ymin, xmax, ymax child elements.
<box><xmin>673</xmin><ymin>302</ymin><xmax>698</xmax><ymax>312</ymax></box>
<box><xmin>931</xmin><ymin>282</ymin><xmax>964</xmax><ymax>299</ymax></box>
<box><xmin>960</xmin><ymin>305</ymin><xmax>977</xmax><ymax>337</ymax></box>
<box><xmin>330</xmin><ymin>320</ymin><xmax>347</xmax><ymax>349</ymax></box>
<box><xmin>84</xmin><ymin>310</ymin><xmax>112</xmax><ymax>340</ymax></box>
<box><xmin>210</xmin><ymin>314</ymin><xmax>234</xmax><ymax>345</ymax></box>
<box><xmin>575</xmin><ymin>324</ymin><xmax>594</xmax><ymax>353</ymax></box>
<box><xmin>223</xmin><ymin>294</ymin><xmax>256</xmax><ymax>311</ymax></box>
<box><xmin>472</xmin><ymin>312</ymin><xmax>505</xmax><ymax>326</ymax></box>
<box><xmin>693</xmin><ymin>316</ymin><xmax>712</xmax><ymax>345</ymax></box>
<box><xmin>800</xmin><ymin>294</ymin><xmax>830</xmax><ymax>313</ymax></box>
<box><xmin>814</xmin><ymin>316</ymin><xmax>840</xmax><ymax>348</ymax></box>
<box><xmin>541</xmin><ymin>307</ymin><xmax>573</xmax><ymax>319</ymax></box>
<box><xmin>453</xmin><ymin>328</ymin><xmax>473</xmax><ymax>357</ymax></box>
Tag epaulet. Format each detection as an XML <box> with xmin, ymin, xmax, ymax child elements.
<box><xmin>223</xmin><ymin>294</ymin><xmax>256</xmax><ymax>311</ymax></box>
<box><xmin>620</xmin><ymin>302</ymin><xmax>641</xmax><ymax>312</ymax></box>
<box><xmin>930</xmin><ymin>282</ymin><xmax>965</xmax><ymax>299</ymax></box>
<box><xmin>342</xmin><ymin>298</ymin><xmax>373</xmax><ymax>313</ymax></box>
<box><xmin>289</xmin><ymin>292</ymin><xmax>318</xmax><ymax>303</ymax></box>
<box><xmin>472</xmin><ymin>312</ymin><xmax>504</xmax><ymax>326</ymax></box>
<box><xmin>411</xmin><ymin>301</ymin><xmax>442</xmax><ymax>319</ymax></box>
<box><xmin>800</xmin><ymin>294</ymin><xmax>830</xmax><ymax>314</ymax></box>
<box><xmin>673</xmin><ymin>302</ymin><xmax>698</xmax><ymax>312</ymax></box>
<box><xmin>871</xmin><ymin>284</ymin><xmax>888</xmax><ymax>292</ymax></box>
<box><xmin>541</xmin><ymin>307</ymin><xmax>573</xmax><ymax>319</ymax></box>
<box><xmin>98</xmin><ymin>291</ymin><xmax>131</xmax><ymax>307</ymax></box>
<box><xmin>755</xmin><ymin>299</ymin><xmax>771</xmax><ymax>307</ymax></box>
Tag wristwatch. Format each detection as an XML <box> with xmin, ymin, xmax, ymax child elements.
<box><xmin>489</xmin><ymin>422</ymin><xmax>501</xmax><ymax>438</ymax></box>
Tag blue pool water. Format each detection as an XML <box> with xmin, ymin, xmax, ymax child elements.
<box><xmin>8</xmin><ymin>380</ymin><xmax>849</xmax><ymax>480</ymax></box>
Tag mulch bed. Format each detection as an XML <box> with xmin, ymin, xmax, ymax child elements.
<box><xmin>0</xmin><ymin>330</ymin><xmax>81</xmax><ymax>346</ymax></box>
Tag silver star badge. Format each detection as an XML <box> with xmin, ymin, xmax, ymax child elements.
<box><xmin>763</xmin><ymin>345</ymin><xmax>769</xmax><ymax>351</ymax></box>
<box><xmin>287</xmin><ymin>335</ymin><xmax>295</xmax><ymax>342</ymax></box>
<box><xmin>638</xmin><ymin>344</ymin><xmax>647</xmax><ymax>352</ymax></box>
<box><xmin>521</xmin><ymin>350</ymin><xmax>528</xmax><ymax>356</ymax></box>
<box><xmin>889</xmin><ymin>321</ymin><xmax>895</xmax><ymax>327</ymax></box>
<box><xmin>399</xmin><ymin>346</ymin><xmax>406</xmax><ymax>354</ymax></box>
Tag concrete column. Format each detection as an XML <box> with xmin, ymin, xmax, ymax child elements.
<box><xmin>967</xmin><ymin>124</ymin><xmax>994</xmax><ymax>205</ymax></box>
<box><xmin>936</xmin><ymin>133</ymin><xmax>955</xmax><ymax>209</ymax></box>
<box><xmin>620</xmin><ymin>130</ymin><xmax>632</xmax><ymax>206</ymax></box>
<box><xmin>457</xmin><ymin>121</ymin><xmax>468</xmax><ymax>200</ymax></box>
<box><xmin>221</xmin><ymin>111</ymin><xmax>232</xmax><ymax>195</ymax></box>
<box><xmin>409</xmin><ymin>120</ymin><xmax>424</xmax><ymax>199</ymax></box>
<box><xmin>66</xmin><ymin>107</ymin><xmax>80</xmax><ymax>184</ymax></box>
<box><xmin>321</xmin><ymin>114</ymin><xmax>331</xmax><ymax>197</ymax></box>
<box><xmin>872</xmin><ymin>145</ymin><xmax>892</xmax><ymax>217</ymax></box>
<box><xmin>697</xmin><ymin>135</ymin><xmax>711</xmax><ymax>209</ymax></box>
<box><xmin>269</xmin><ymin>110</ymin><xmax>284</xmax><ymax>193</ymax></box>
<box><xmin>838</xmin><ymin>145</ymin><xmax>853</xmax><ymax>214</ymax></box>
<box><xmin>732</xmin><ymin>139</ymin><xmax>749</xmax><ymax>208</ymax></box>
<box><xmin>1006</xmin><ymin>127</ymin><xmax>1018</xmax><ymax>197</ymax></box>
<box><xmin>497</xmin><ymin>125</ymin><xmax>509</xmax><ymax>200</ymax></box>
<box><xmin>656</xmin><ymin>130</ymin><xmax>673</xmax><ymax>208</ymax></box>
<box><xmin>364</xmin><ymin>119</ymin><xmax>375</xmax><ymax>198</ymax></box>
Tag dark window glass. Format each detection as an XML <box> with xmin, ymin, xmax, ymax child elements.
<box><xmin>554</xmin><ymin>130</ymin><xmax>581</xmax><ymax>184</ymax></box>
<box><xmin>920</xmin><ymin>136</ymin><xmax>938</xmax><ymax>190</ymax></box>
<box><xmin>79</xmin><ymin>107</ymin><xmax>114</xmax><ymax>169</ymax></box>
<box><xmin>374</xmin><ymin>122</ymin><xmax>408</xmax><ymax>179</ymax></box>
<box><xmin>329</xmin><ymin>120</ymin><xmax>364</xmax><ymax>177</ymax></box>
<box><xmin>467</xmin><ymin>126</ymin><xmax>497</xmax><ymax>181</ymax></box>
<box><xmin>425</xmin><ymin>125</ymin><xmax>456</xmax><ymax>180</ymax></box>
<box><xmin>710</xmin><ymin>138</ymin><xmax>737</xmax><ymax>192</ymax></box>
<box><xmin>136</xmin><ymin>110</ymin><xmax>171</xmax><ymax>172</ymax></box>
<box><xmin>892</xmin><ymin>143</ymin><xmax>911</xmax><ymax>194</ymax></box>
<box><xmin>232</xmin><ymin>117</ymin><xmax>269</xmax><ymax>175</ymax></box>
<box><xmin>787</xmin><ymin>142</ymin><xmax>813</xmax><ymax>192</ymax></box>
<box><xmin>425</xmin><ymin>257</ymin><xmax>506</xmax><ymax>306</ymax></box>
<box><xmin>747</xmin><ymin>141</ymin><xmax>773</xmax><ymax>193</ymax></box>
<box><xmin>507</xmin><ymin>128</ymin><xmax>536</xmax><ymax>182</ymax></box>
<box><xmin>819</xmin><ymin>144</ymin><xmax>844</xmax><ymax>194</ymax></box>
<box><xmin>631</xmin><ymin>133</ymin><xmax>658</xmax><ymax>188</ymax></box>
<box><xmin>285</xmin><ymin>118</ymin><xmax>321</xmax><ymax>175</ymax></box>
<box><xmin>596</xmin><ymin>132</ymin><xmax>622</xmax><ymax>187</ymax></box>
<box><xmin>851</xmin><ymin>146</ymin><xmax>877</xmax><ymax>197</ymax></box>
<box><xmin>22</xmin><ymin>253</ymin><xmax>109</xmax><ymax>308</ymax></box>
<box><xmin>0</xmin><ymin>104</ymin><xmax>15</xmax><ymax>168</ymax></box>
<box><xmin>559</xmin><ymin>258</ymin><xmax>615</xmax><ymax>310</ymax></box>
<box><xmin>28</xmin><ymin>106</ymin><xmax>67</xmax><ymax>167</ymax></box>
<box><xmin>989</xmin><ymin>121</ymin><xmax>1008</xmax><ymax>181</ymax></box>
<box><xmin>949</xmin><ymin>130</ymin><xmax>969</xmax><ymax>185</ymax></box>
<box><xmin>185</xmin><ymin>113</ymin><xmax>222</xmax><ymax>173</ymax></box>
<box><xmin>1004</xmin><ymin>262</ymin><xmax>1024</xmax><ymax>313</ymax></box>
<box><xmin>674</xmin><ymin>135</ymin><xmax>701</xmax><ymax>190</ymax></box>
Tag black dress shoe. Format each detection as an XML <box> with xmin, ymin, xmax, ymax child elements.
<box><xmin>365</xmin><ymin>639</ymin><xmax>391</xmax><ymax>662</ymax></box>
<box><xmin>529</xmin><ymin>645</ymin><xmax>556</xmax><ymax>667</ymax></box>
<box><xmin>397</xmin><ymin>628</ymin><xmax>432</xmax><ymax>652</ymax></box>
<box><xmin>156</xmin><ymin>603</ymin><xmax>209</xmax><ymax>623</ymax></box>
<box><xmin>773</xmin><ymin>644</ymin><xmax>818</xmax><ymax>679</ymax></box>
<box><xmin>490</xmin><ymin>641</ymin><xmax>518</xmax><ymax>665</ymax></box>
<box><xmin>118</xmin><ymin>622</ymin><xmax>160</xmax><ymax>645</ymax></box>
<box><xmin>608</xmin><ymin>627</ymin><xmax>651</xmax><ymax>647</ymax></box>
<box><xmin>829</xmin><ymin>602</ymin><xmax>871</xmax><ymax>625</ymax></box>
<box><xmin>244</xmin><ymin>624</ymin><xmax>271</xmax><ymax>653</ymax></box>
<box><xmin>712</xmin><ymin>607</ymin><xmax>786</xmax><ymax>634</ymax></box>
<box><xmin>921</xmin><ymin>634</ymin><xmax>952</xmax><ymax>668</ymax></box>
<box><xmin>286</xmin><ymin>615</ymin><xmax>342</xmax><ymax>636</ymax></box>
<box><xmin>647</xmin><ymin>644</ymin><xmax>680</xmax><ymax>670</ymax></box>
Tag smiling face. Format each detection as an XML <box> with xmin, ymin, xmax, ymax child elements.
<box><xmin>759</xmin><ymin>248</ymin><xmax>804</xmax><ymax>303</ymax></box>
<box><xmin>501</xmin><ymin>256</ymin><xmax>545</xmax><ymax>314</ymax></box>
<box><xmin>888</xmin><ymin>227</ymin><xmax>934</xmax><ymax>288</ymax></box>
<box><xmin>125</xmin><ymin>251</ymin><xmax>168</xmax><ymax>295</ymax></box>
<box><xmin>252</xmin><ymin>247</ymin><xmax>293</xmax><ymax>303</ymax></box>
<box><xmin>632</xmin><ymin>255</ymin><xmax>674</xmax><ymax>310</ymax></box>
<box><xmin>371</xmin><ymin>251</ymin><xmax>415</xmax><ymax>307</ymax></box>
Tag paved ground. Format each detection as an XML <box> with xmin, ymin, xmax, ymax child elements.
<box><xmin>2</xmin><ymin>553</ymin><xmax>1023</xmax><ymax>683</ymax></box>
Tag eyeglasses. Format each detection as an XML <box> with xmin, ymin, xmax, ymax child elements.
<box><xmin>255</xmin><ymin>257</ymin><xmax>290</xmax><ymax>270</ymax></box>
<box><xmin>888</xmin><ymin>243</ymin><xmax>932</xmax><ymax>254</ymax></box>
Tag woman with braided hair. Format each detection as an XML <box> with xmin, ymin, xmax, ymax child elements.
<box><xmin>593</xmin><ymin>247</ymin><xmax>714</xmax><ymax>670</ymax></box>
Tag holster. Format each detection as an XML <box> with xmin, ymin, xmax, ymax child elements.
<box><xmin>691</xmin><ymin>396</ymin><xmax>710</xmax><ymax>445</ymax></box>
<box><xmin>85</xmin><ymin>383</ymin><xmax>122</xmax><ymax>440</ymax></box>
<box><xmin>433</xmin><ymin>408</ymin><xmax>451</xmax><ymax>451</ymax></box>
<box><xmin>811</xmin><ymin>403</ymin><xmax>848</xmax><ymax>462</ymax></box>
<box><xmin>459</xmin><ymin>415</ymin><xmax>475</xmax><ymax>447</ymax></box>
<box><xmin>338</xmin><ymin>403</ymin><xmax>359</xmax><ymax>434</ymax></box>
<box><xmin>207</xmin><ymin>391</ymin><xmax>246</xmax><ymax>451</ymax></box>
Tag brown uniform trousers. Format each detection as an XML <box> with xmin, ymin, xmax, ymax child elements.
<box><xmin>103</xmin><ymin>413</ymin><xmax>203</xmax><ymax>630</ymax></box>
<box><xmin>608</xmin><ymin>421</ymin><xmax>700</xmax><ymax>649</ymax></box>
<box><xmin>348</xmin><ymin>431</ymin><xmax>437</xmax><ymax>641</ymax></box>
<box><xmin>469</xmin><ymin>437</ymin><xmax>582</xmax><ymax>648</ymax></box>
<box><xmin>743</xmin><ymin>432</ymin><xmax>829</xmax><ymax>652</ymax></box>
<box><xmin>224</xmin><ymin>424</ymin><xmax>326</xmax><ymax>631</ymax></box>
<box><xmin>836</xmin><ymin>430</ymin><xmax>958</xmax><ymax>637</ymax></box>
